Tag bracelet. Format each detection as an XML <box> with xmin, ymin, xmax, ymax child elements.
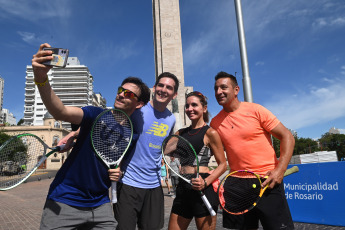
<box><xmin>203</xmin><ymin>178</ymin><xmax>207</xmax><ymax>189</ymax></box>
<box><xmin>34</xmin><ymin>78</ymin><xmax>49</xmax><ymax>87</ymax></box>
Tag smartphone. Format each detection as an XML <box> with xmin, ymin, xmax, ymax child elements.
<box><xmin>42</xmin><ymin>47</ymin><xmax>69</xmax><ymax>68</ymax></box>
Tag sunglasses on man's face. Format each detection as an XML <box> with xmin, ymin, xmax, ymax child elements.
<box><xmin>117</xmin><ymin>86</ymin><xmax>138</xmax><ymax>99</ymax></box>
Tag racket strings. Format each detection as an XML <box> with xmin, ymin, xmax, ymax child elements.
<box><xmin>0</xmin><ymin>135</ymin><xmax>45</xmax><ymax>189</ymax></box>
<box><xmin>92</xmin><ymin>111</ymin><xmax>132</xmax><ymax>164</ymax></box>
<box><xmin>162</xmin><ymin>136</ymin><xmax>197</xmax><ymax>166</ymax></box>
<box><xmin>221</xmin><ymin>172</ymin><xmax>261</xmax><ymax>214</ymax></box>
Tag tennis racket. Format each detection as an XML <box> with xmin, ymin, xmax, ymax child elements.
<box><xmin>161</xmin><ymin>135</ymin><xmax>217</xmax><ymax>216</ymax></box>
<box><xmin>91</xmin><ymin>109</ymin><xmax>133</xmax><ymax>203</ymax></box>
<box><xmin>218</xmin><ymin>166</ymin><xmax>299</xmax><ymax>215</ymax></box>
<box><xmin>0</xmin><ymin>133</ymin><xmax>67</xmax><ymax>191</ymax></box>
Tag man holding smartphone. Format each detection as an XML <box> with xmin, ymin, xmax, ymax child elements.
<box><xmin>32</xmin><ymin>43</ymin><xmax>151</xmax><ymax>230</ymax></box>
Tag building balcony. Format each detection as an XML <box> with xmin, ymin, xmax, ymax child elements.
<box><xmin>24</xmin><ymin>110</ymin><xmax>34</xmax><ymax>115</ymax></box>
<box><xmin>24</xmin><ymin>98</ymin><xmax>35</xmax><ymax>102</ymax></box>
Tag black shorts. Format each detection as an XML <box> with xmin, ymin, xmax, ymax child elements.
<box><xmin>113</xmin><ymin>183</ymin><xmax>164</xmax><ymax>230</ymax></box>
<box><xmin>171</xmin><ymin>173</ymin><xmax>219</xmax><ymax>219</ymax></box>
<box><xmin>223</xmin><ymin>181</ymin><xmax>294</xmax><ymax>230</ymax></box>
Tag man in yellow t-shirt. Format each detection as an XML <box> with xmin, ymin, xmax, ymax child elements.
<box><xmin>210</xmin><ymin>71</ymin><xmax>295</xmax><ymax>230</ymax></box>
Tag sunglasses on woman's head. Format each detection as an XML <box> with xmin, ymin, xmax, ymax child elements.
<box><xmin>117</xmin><ymin>86</ymin><xmax>138</xmax><ymax>99</ymax></box>
<box><xmin>186</xmin><ymin>91</ymin><xmax>206</xmax><ymax>99</ymax></box>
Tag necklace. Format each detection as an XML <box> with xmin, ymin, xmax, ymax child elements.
<box><xmin>225</xmin><ymin>115</ymin><xmax>234</xmax><ymax>129</ymax></box>
<box><xmin>187</xmin><ymin>123</ymin><xmax>206</xmax><ymax>136</ymax></box>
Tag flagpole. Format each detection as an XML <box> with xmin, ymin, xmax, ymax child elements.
<box><xmin>234</xmin><ymin>0</ymin><xmax>253</xmax><ymax>102</ymax></box>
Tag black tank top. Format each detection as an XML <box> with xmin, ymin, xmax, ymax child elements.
<box><xmin>179</xmin><ymin>125</ymin><xmax>212</xmax><ymax>166</ymax></box>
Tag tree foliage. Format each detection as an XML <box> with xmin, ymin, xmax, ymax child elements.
<box><xmin>17</xmin><ymin>118</ymin><xmax>24</xmax><ymax>126</ymax></box>
<box><xmin>273</xmin><ymin>132</ymin><xmax>345</xmax><ymax>161</ymax></box>
<box><xmin>318</xmin><ymin>133</ymin><xmax>345</xmax><ymax>160</ymax></box>
<box><xmin>0</xmin><ymin>131</ymin><xmax>11</xmax><ymax>146</ymax></box>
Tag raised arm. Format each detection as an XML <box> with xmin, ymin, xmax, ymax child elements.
<box><xmin>32</xmin><ymin>43</ymin><xmax>83</xmax><ymax>125</ymax></box>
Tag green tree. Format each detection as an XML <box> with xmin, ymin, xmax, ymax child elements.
<box><xmin>294</xmin><ymin>137</ymin><xmax>319</xmax><ymax>155</ymax></box>
<box><xmin>17</xmin><ymin>118</ymin><xmax>24</xmax><ymax>126</ymax></box>
<box><xmin>0</xmin><ymin>131</ymin><xmax>11</xmax><ymax>146</ymax></box>
<box><xmin>319</xmin><ymin>133</ymin><xmax>345</xmax><ymax>160</ymax></box>
<box><xmin>0</xmin><ymin>132</ymin><xmax>28</xmax><ymax>171</ymax></box>
<box><xmin>272</xmin><ymin>136</ymin><xmax>281</xmax><ymax>157</ymax></box>
<box><xmin>272</xmin><ymin>135</ymin><xmax>319</xmax><ymax>158</ymax></box>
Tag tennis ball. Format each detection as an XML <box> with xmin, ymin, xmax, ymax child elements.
<box><xmin>252</xmin><ymin>184</ymin><xmax>256</xmax><ymax>188</ymax></box>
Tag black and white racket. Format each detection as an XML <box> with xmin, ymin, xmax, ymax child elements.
<box><xmin>0</xmin><ymin>133</ymin><xmax>66</xmax><ymax>191</ymax></box>
<box><xmin>91</xmin><ymin>109</ymin><xmax>133</xmax><ymax>203</ymax></box>
<box><xmin>161</xmin><ymin>135</ymin><xmax>216</xmax><ymax>216</ymax></box>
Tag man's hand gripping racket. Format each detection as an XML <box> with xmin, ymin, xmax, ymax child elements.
<box><xmin>91</xmin><ymin>109</ymin><xmax>133</xmax><ymax>203</ymax></box>
<box><xmin>218</xmin><ymin>166</ymin><xmax>299</xmax><ymax>215</ymax></box>
<box><xmin>162</xmin><ymin>135</ymin><xmax>217</xmax><ymax>216</ymax></box>
<box><xmin>0</xmin><ymin>133</ymin><xmax>67</xmax><ymax>191</ymax></box>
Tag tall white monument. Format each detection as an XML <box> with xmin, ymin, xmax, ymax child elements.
<box><xmin>152</xmin><ymin>0</ymin><xmax>192</xmax><ymax>130</ymax></box>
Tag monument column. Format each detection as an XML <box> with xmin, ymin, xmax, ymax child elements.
<box><xmin>152</xmin><ymin>0</ymin><xmax>192</xmax><ymax>130</ymax></box>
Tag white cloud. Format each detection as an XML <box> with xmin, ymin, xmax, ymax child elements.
<box><xmin>184</xmin><ymin>38</ymin><xmax>209</xmax><ymax>65</ymax></box>
<box><xmin>312</xmin><ymin>17</ymin><xmax>345</xmax><ymax>29</ymax></box>
<box><xmin>17</xmin><ymin>31</ymin><xmax>36</xmax><ymax>44</ymax></box>
<box><xmin>0</xmin><ymin>0</ymin><xmax>71</xmax><ymax>22</ymax></box>
<box><xmin>255</xmin><ymin>61</ymin><xmax>264</xmax><ymax>66</ymax></box>
<box><xmin>265</xmin><ymin>78</ymin><xmax>345</xmax><ymax>131</ymax></box>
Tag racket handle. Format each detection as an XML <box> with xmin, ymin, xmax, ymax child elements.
<box><xmin>58</xmin><ymin>144</ymin><xmax>66</xmax><ymax>151</ymax></box>
<box><xmin>201</xmin><ymin>193</ymin><xmax>216</xmax><ymax>216</ymax></box>
<box><xmin>57</xmin><ymin>142</ymin><xmax>76</xmax><ymax>151</ymax></box>
<box><xmin>111</xmin><ymin>181</ymin><xmax>117</xmax><ymax>203</ymax></box>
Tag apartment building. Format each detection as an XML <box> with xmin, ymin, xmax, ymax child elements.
<box><xmin>0</xmin><ymin>76</ymin><xmax>4</xmax><ymax>123</ymax></box>
<box><xmin>24</xmin><ymin>57</ymin><xmax>106</xmax><ymax>130</ymax></box>
<box><xmin>1</xmin><ymin>108</ymin><xmax>17</xmax><ymax>125</ymax></box>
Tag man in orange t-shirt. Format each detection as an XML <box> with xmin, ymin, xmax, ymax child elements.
<box><xmin>210</xmin><ymin>71</ymin><xmax>295</xmax><ymax>230</ymax></box>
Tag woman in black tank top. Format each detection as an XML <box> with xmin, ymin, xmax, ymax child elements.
<box><xmin>168</xmin><ymin>91</ymin><xmax>227</xmax><ymax>230</ymax></box>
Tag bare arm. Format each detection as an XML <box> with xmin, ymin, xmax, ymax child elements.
<box><xmin>192</xmin><ymin>128</ymin><xmax>227</xmax><ymax>191</ymax></box>
<box><xmin>57</xmin><ymin>129</ymin><xmax>79</xmax><ymax>152</ymax></box>
<box><xmin>165</xmin><ymin>163</ymin><xmax>169</xmax><ymax>178</ymax></box>
<box><xmin>262</xmin><ymin>122</ymin><xmax>295</xmax><ymax>188</ymax></box>
<box><xmin>32</xmin><ymin>43</ymin><xmax>83</xmax><ymax>125</ymax></box>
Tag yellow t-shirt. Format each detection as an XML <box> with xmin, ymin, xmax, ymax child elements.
<box><xmin>210</xmin><ymin>102</ymin><xmax>280</xmax><ymax>176</ymax></box>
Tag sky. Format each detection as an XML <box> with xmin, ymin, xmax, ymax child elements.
<box><xmin>0</xmin><ymin>0</ymin><xmax>345</xmax><ymax>140</ymax></box>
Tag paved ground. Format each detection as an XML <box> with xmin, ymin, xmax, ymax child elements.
<box><xmin>1</xmin><ymin>176</ymin><xmax>344</xmax><ymax>230</ymax></box>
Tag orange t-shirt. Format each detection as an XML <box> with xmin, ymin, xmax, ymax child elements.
<box><xmin>210</xmin><ymin>102</ymin><xmax>280</xmax><ymax>176</ymax></box>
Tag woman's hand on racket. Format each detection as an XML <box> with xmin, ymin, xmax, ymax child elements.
<box><xmin>108</xmin><ymin>168</ymin><xmax>123</xmax><ymax>182</ymax></box>
<box><xmin>191</xmin><ymin>175</ymin><xmax>206</xmax><ymax>191</ymax></box>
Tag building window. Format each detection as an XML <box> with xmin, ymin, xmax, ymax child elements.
<box><xmin>52</xmin><ymin>135</ymin><xmax>59</xmax><ymax>147</ymax></box>
<box><xmin>54</xmin><ymin>121</ymin><xmax>60</xmax><ymax>128</ymax></box>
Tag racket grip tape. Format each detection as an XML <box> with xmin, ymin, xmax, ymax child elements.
<box><xmin>111</xmin><ymin>181</ymin><xmax>117</xmax><ymax>203</ymax></box>
<box><xmin>200</xmin><ymin>193</ymin><xmax>216</xmax><ymax>216</ymax></box>
<box><xmin>284</xmin><ymin>166</ymin><xmax>299</xmax><ymax>177</ymax></box>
